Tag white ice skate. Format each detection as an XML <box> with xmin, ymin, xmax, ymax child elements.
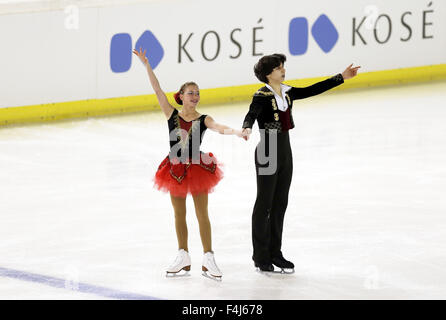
<box><xmin>166</xmin><ymin>249</ymin><xmax>191</xmax><ymax>277</ymax></box>
<box><xmin>201</xmin><ymin>251</ymin><xmax>222</xmax><ymax>281</ymax></box>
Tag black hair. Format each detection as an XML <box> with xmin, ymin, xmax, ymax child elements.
<box><xmin>253</xmin><ymin>53</ymin><xmax>286</xmax><ymax>83</ymax></box>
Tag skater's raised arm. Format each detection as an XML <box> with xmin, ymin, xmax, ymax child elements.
<box><xmin>288</xmin><ymin>64</ymin><xmax>360</xmax><ymax>101</ymax></box>
<box><xmin>132</xmin><ymin>47</ymin><xmax>174</xmax><ymax>119</ymax></box>
<box><xmin>205</xmin><ymin>116</ymin><xmax>245</xmax><ymax>139</ymax></box>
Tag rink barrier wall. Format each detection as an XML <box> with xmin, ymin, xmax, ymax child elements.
<box><xmin>1</xmin><ymin>63</ymin><xmax>445</xmax><ymax>127</ymax></box>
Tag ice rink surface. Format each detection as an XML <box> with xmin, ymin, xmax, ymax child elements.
<box><xmin>1</xmin><ymin>81</ymin><xmax>445</xmax><ymax>300</ymax></box>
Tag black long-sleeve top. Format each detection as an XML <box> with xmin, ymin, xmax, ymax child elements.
<box><xmin>242</xmin><ymin>73</ymin><xmax>344</xmax><ymax>132</ymax></box>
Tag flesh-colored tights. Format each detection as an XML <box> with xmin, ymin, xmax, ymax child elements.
<box><xmin>170</xmin><ymin>193</ymin><xmax>212</xmax><ymax>253</ymax></box>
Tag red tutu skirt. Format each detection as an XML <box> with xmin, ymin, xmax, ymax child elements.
<box><xmin>153</xmin><ymin>152</ymin><xmax>224</xmax><ymax>198</ymax></box>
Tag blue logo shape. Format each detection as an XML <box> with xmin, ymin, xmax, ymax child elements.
<box><xmin>288</xmin><ymin>17</ymin><xmax>309</xmax><ymax>55</ymax></box>
<box><xmin>311</xmin><ymin>14</ymin><xmax>338</xmax><ymax>53</ymax></box>
<box><xmin>110</xmin><ymin>30</ymin><xmax>164</xmax><ymax>73</ymax></box>
<box><xmin>288</xmin><ymin>14</ymin><xmax>338</xmax><ymax>55</ymax></box>
<box><xmin>110</xmin><ymin>33</ymin><xmax>132</xmax><ymax>73</ymax></box>
<box><xmin>134</xmin><ymin>30</ymin><xmax>164</xmax><ymax>70</ymax></box>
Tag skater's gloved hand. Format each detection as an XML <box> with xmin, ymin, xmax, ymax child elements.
<box><xmin>341</xmin><ymin>63</ymin><xmax>361</xmax><ymax>80</ymax></box>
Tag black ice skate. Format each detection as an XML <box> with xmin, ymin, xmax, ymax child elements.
<box><xmin>271</xmin><ymin>255</ymin><xmax>295</xmax><ymax>274</ymax></box>
<box><xmin>254</xmin><ymin>262</ymin><xmax>274</xmax><ymax>274</ymax></box>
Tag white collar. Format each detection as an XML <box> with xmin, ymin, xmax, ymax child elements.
<box><xmin>265</xmin><ymin>83</ymin><xmax>291</xmax><ymax>95</ymax></box>
<box><xmin>265</xmin><ymin>83</ymin><xmax>291</xmax><ymax>112</ymax></box>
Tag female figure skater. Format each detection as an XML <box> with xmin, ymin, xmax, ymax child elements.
<box><xmin>133</xmin><ymin>47</ymin><xmax>245</xmax><ymax>281</ymax></box>
<box><xmin>241</xmin><ymin>53</ymin><xmax>360</xmax><ymax>273</ymax></box>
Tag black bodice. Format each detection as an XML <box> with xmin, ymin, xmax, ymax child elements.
<box><xmin>167</xmin><ymin>108</ymin><xmax>208</xmax><ymax>161</ymax></box>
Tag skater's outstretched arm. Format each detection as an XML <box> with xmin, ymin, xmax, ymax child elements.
<box><xmin>204</xmin><ymin>116</ymin><xmax>246</xmax><ymax>139</ymax></box>
<box><xmin>288</xmin><ymin>64</ymin><xmax>360</xmax><ymax>100</ymax></box>
<box><xmin>132</xmin><ymin>47</ymin><xmax>174</xmax><ymax>119</ymax></box>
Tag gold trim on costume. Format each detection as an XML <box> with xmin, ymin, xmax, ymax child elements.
<box><xmin>169</xmin><ymin>163</ymin><xmax>191</xmax><ymax>183</ymax></box>
<box><xmin>254</xmin><ymin>90</ymin><xmax>274</xmax><ymax>96</ymax></box>
<box><xmin>199</xmin><ymin>162</ymin><xmax>216</xmax><ymax>173</ymax></box>
<box><xmin>174</xmin><ymin>112</ymin><xmax>201</xmax><ymax>151</ymax></box>
<box><xmin>272</xmin><ymin>98</ymin><xmax>278</xmax><ymax>111</ymax></box>
<box><xmin>285</xmin><ymin>94</ymin><xmax>291</xmax><ymax>106</ymax></box>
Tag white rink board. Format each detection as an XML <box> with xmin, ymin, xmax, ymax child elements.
<box><xmin>0</xmin><ymin>0</ymin><xmax>445</xmax><ymax>107</ymax></box>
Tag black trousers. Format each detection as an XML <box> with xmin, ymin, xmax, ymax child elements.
<box><xmin>252</xmin><ymin>131</ymin><xmax>293</xmax><ymax>264</ymax></box>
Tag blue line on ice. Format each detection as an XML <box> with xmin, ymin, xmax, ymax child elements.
<box><xmin>0</xmin><ymin>266</ymin><xmax>161</xmax><ymax>300</ymax></box>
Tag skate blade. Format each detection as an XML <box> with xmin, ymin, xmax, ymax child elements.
<box><xmin>277</xmin><ymin>268</ymin><xmax>295</xmax><ymax>274</ymax></box>
<box><xmin>166</xmin><ymin>270</ymin><xmax>190</xmax><ymax>278</ymax></box>
<box><xmin>255</xmin><ymin>268</ymin><xmax>275</xmax><ymax>276</ymax></box>
<box><xmin>202</xmin><ymin>271</ymin><xmax>222</xmax><ymax>282</ymax></box>
<box><xmin>256</xmin><ymin>267</ymin><xmax>294</xmax><ymax>276</ymax></box>
<box><xmin>166</xmin><ymin>267</ymin><xmax>191</xmax><ymax>278</ymax></box>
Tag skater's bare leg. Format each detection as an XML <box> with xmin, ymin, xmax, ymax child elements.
<box><xmin>170</xmin><ymin>194</ymin><xmax>188</xmax><ymax>252</ymax></box>
<box><xmin>192</xmin><ymin>193</ymin><xmax>212</xmax><ymax>253</ymax></box>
